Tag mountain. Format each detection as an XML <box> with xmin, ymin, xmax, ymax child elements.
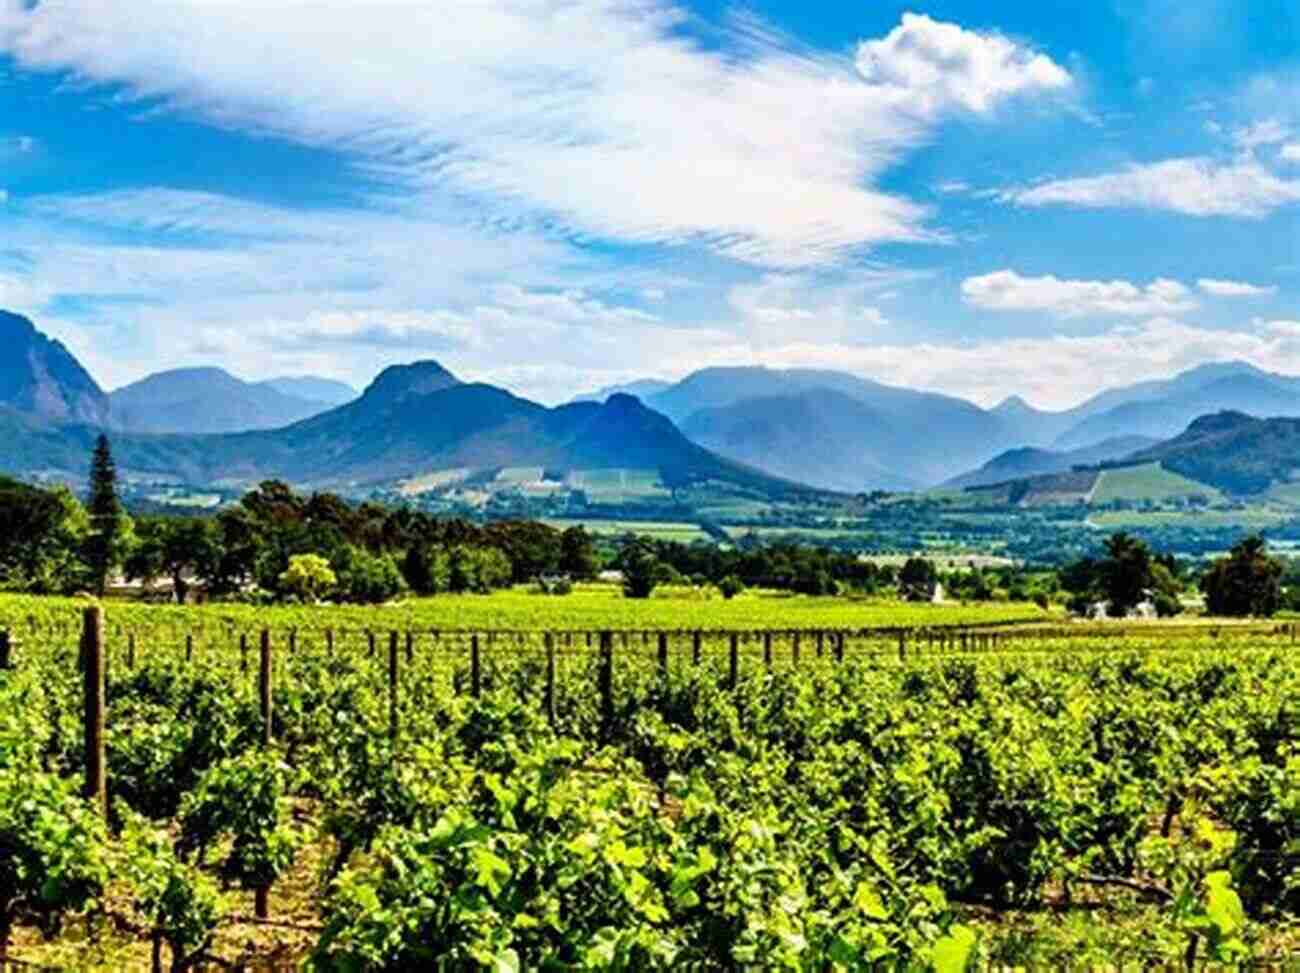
<box><xmin>109</xmin><ymin>367</ymin><xmax>348</xmax><ymax>434</ymax></box>
<box><xmin>945</xmin><ymin>435</ymin><xmax>1159</xmax><ymax>490</ymax></box>
<box><xmin>645</xmin><ymin>366</ymin><xmax>1015</xmax><ymax>490</ymax></box>
<box><xmin>0</xmin><ymin>310</ymin><xmax>110</xmax><ymax>426</ymax></box>
<box><xmin>7</xmin><ymin>360</ymin><xmax>821</xmax><ymax>497</ymax></box>
<box><xmin>571</xmin><ymin>379</ymin><xmax>673</xmax><ymax>404</ymax></box>
<box><xmin>1052</xmin><ymin>365</ymin><xmax>1300</xmax><ymax>450</ymax></box>
<box><xmin>258</xmin><ymin>376</ymin><xmax>356</xmax><ymax>407</ymax></box>
<box><xmin>1126</xmin><ymin>411</ymin><xmax>1300</xmax><ymax>495</ymax></box>
<box><xmin>680</xmin><ymin>389</ymin><xmax>924</xmax><ymax>492</ymax></box>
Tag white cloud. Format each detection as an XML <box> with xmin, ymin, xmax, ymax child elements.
<box><xmin>961</xmin><ymin>270</ymin><xmax>1197</xmax><ymax>318</ymax></box>
<box><xmin>1232</xmin><ymin>119</ymin><xmax>1289</xmax><ymax>149</ymax></box>
<box><xmin>854</xmin><ymin>13</ymin><xmax>1070</xmax><ymax>115</ymax></box>
<box><xmin>745</xmin><ymin>317</ymin><xmax>1300</xmax><ymax>409</ymax></box>
<box><xmin>1282</xmin><ymin>144</ymin><xmax>1300</xmax><ymax>162</ymax></box>
<box><xmin>1197</xmin><ymin>278</ymin><xmax>1277</xmax><ymax>297</ymax></box>
<box><xmin>1004</xmin><ymin>157</ymin><xmax>1300</xmax><ymax>217</ymax></box>
<box><xmin>0</xmin><ymin>4</ymin><xmax>1070</xmax><ymax>267</ymax></box>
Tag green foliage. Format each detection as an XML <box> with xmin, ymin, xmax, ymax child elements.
<box><xmin>899</xmin><ymin>556</ymin><xmax>937</xmax><ymax>602</ymax></box>
<box><xmin>618</xmin><ymin>540</ymin><xmax>662</xmax><ymax>599</ymax></box>
<box><xmin>85</xmin><ymin>434</ymin><xmax>125</xmax><ymax>596</ymax></box>
<box><xmin>1200</xmin><ymin>535</ymin><xmax>1283</xmax><ymax>617</ymax></box>
<box><xmin>178</xmin><ymin>750</ymin><xmax>301</xmax><ymax>892</ymax></box>
<box><xmin>333</xmin><ymin>545</ymin><xmax>407</xmax><ymax>604</ymax></box>
<box><xmin>0</xmin><ymin>767</ymin><xmax>111</xmax><ymax>943</ymax></box>
<box><xmin>717</xmin><ymin>575</ymin><xmax>745</xmax><ymax>600</ymax></box>
<box><xmin>279</xmin><ymin>554</ymin><xmax>338</xmax><ymax>603</ymax></box>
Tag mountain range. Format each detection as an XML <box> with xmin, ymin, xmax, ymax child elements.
<box><xmin>9</xmin><ymin>306</ymin><xmax>1300</xmax><ymax>499</ymax></box>
<box><xmin>109</xmin><ymin>367</ymin><xmax>357</xmax><ymax>434</ymax></box>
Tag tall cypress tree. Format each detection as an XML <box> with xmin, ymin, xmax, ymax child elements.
<box><xmin>86</xmin><ymin>434</ymin><xmax>121</xmax><ymax>596</ymax></box>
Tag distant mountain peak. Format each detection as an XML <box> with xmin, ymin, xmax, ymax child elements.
<box><xmin>361</xmin><ymin>360</ymin><xmax>461</xmax><ymax>408</ymax></box>
<box><xmin>1182</xmin><ymin>410</ymin><xmax>1257</xmax><ymax>436</ymax></box>
<box><xmin>0</xmin><ymin>309</ymin><xmax>110</xmax><ymax>426</ymax></box>
<box><xmin>992</xmin><ymin>394</ymin><xmax>1036</xmax><ymax>416</ymax></box>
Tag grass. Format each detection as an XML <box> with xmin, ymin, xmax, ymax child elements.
<box><xmin>1087</xmin><ymin>507</ymin><xmax>1287</xmax><ymax>529</ymax></box>
<box><xmin>0</xmin><ymin>585</ymin><xmax>1051</xmax><ymax>634</ymax></box>
<box><xmin>543</xmin><ymin>518</ymin><xmax>712</xmax><ymax>542</ymax></box>
<box><xmin>1090</xmin><ymin>463</ymin><xmax>1221</xmax><ymax>505</ymax></box>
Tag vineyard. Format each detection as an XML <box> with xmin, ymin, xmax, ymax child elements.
<box><xmin>0</xmin><ymin>593</ymin><xmax>1297</xmax><ymax>970</ymax></box>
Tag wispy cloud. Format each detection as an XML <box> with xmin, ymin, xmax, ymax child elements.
<box><xmin>961</xmin><ymin>270</ymin><xmax>1197</xmax><ymax>317</ymax></box>
<box><xmin>1002</xmin><ymin>156</ymin><xmax>1300</xmax><ymax>218</ymax></box>
<box><xmin>0</xmin><ymin>3</ymin><xmax>1071</xmax><ymax>267</ymax></box>
<box><xmin>1197</xmin><ymin>278</ymin><xmax>1277</xmax><ymax>297</ymax></box>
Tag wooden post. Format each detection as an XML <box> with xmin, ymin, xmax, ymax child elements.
<box><xmin>657</xmin><ymin>631</ymin><xmax>669</xmax><ymax>676</ymax></box>
<box><xmin>898</xmin><ymin>629</ymin><xmax>906</xmax><ymax>662</ymax></box>
<box><xmin>471</xmin><ymin>634</ymin><xmax>482</xmax><ymax>698</ymax></box>
<box><xmin>239</xmin><ymin>633</ymin><xmax>247</xmax><ymax>674</ymax></box>
<box><xmin>288</xmin><ymin>628</ymin><xmax>297</xmax><ymax>655</ymax></box>
<box><xmin>126</xmin><ymin>632</ymin><xmax>136</xmax><ymax>670</ymax></box>
<box><xmin>762</xmin><ymin>631</ymin><xmax>773</xmax><ymax>669</ymax></box>
<box><xmin>259</xmin><ymin>629</ymin><xmax>273</xmax><ymax>746</ymax></box>
<box><xmin>544</xmin><ymin>633</ymin><xmax>557</xmax><ymax>727</ymax></box>
<box><xmin>405</xmin><ymin>630</ymin><xmax>414</xmax><ymax>664</ymax></box>
<box><xmin>82</xmin><ymin>607</ymin><xmax>107</xmax><ymax>821</ymax></box>
<box><xmin>0</xmin><ymin>630</ymin><xmax>11</xmax><ymax>670</ymax></box>
<box><xmin>792</xmin><ymin>631</ymin><xmax>800</xmax><ymax>666</ymax></box>
<box><xmin>367</xmin><ymin>630</ymin><xmax>376</xmax><ymax>657</ymax></box>
<box><xmin>326</xmin><ymin>628</ymin><xmax>335</xmax><ymax>655</ymax></box>
<box><xmin>692</xmin><ymin>630</ymin><xmax>702</xmax><ymax>666</ymax></box>
<box><xmin>728</xmin><ymin>632</ymin><xmax>739</xmax><ymax>688</ymax></box>
<box><xmin>388</xmin><ymin>631</ymin><xmax>400</xmax><ymax>739</ymax></box>
<box><xmin>185</xmin><ymin>632</ymin><xmax>193</xmax><ymax>662</ymax></box>
<box><xmin>834</xmin><ymin>631</ymin><xmax>845</xmax><ymax>664</ymax></box>
<box><xmin>817</xmin><ymin>630</ymin><xmax>825</xmax><ymax>659</ymax></box>
<box><xmin>599</xmin><ymin>631</ymin><xmax>614</xmax><ymax>740</ymax></box>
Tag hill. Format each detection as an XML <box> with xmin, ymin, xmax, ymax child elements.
<box><xmin>571</xmin><ymin>379</ymin><xmax>672</xmax><ymax>404</ymax></box>
<box><xmin>646</xmin><ymin>367</ymin><xmax>1016</xmax><ymax>489</ymax></box>
<box><xmin>109</xmin><ymin>367</ymin><xmax>348</xmax><ymax>434</ymax></box>
<box><xmin>0</xmin><ymin>311</ymin><xmax>110</xmax><ymax>426</ymax></box>
<box><xmin>944</xmin><ymin>435</ymin><xmax>1157</xmax><ymax>489</ymax></box>
<box><xmin>1126</xmin><ymin>411</ymin><xmax>1300</xmax><ymax>495</ymax></box>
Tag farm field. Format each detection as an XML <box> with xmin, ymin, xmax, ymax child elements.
<box><xmin>1089</xmin><ymin>462</ymin><xmax>1221</xmax><ymax>505</ymax></box>
<box><xmin>1</xmin><ymin>594</ymin><xmax>1297</xmax><ymax>970</ymax></box>
<box><xmin>543</xmin><ymin>519</ymin><xmax>714</xmax><ymax>543</ymax></box>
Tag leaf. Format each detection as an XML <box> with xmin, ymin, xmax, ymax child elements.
<box><xmin>853</xmin><ymin>881</ymin><xmax>889</xmax><ymax>921</ymax></box>
<box><xmin>932</xmin><ymin>926</ymin><xmax>976</xmax><ymax>973</ymax></box>
<box><xmin>1204</xmin><ymin>871</ymin><xmax>1244</xmax><ymax>938</ymax></box>
<box><xmin>492</xmin><ymin>948</ymin><xmax>520</xmax><ymax>973</ymax></box>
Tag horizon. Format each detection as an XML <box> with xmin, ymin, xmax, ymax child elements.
<box><xmin>7</xmin><ymin>301</ymin><xmax>1297</xmax><ymax>415</ymax></box>
<box><xmin>0</xmin><ymin>1</ymin><xmax>1296</xmax><ymax>409</ymax></box>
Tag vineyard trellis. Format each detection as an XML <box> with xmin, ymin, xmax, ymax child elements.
<box><xmin>1</xmin><ymin>598</ymin><xmax>1297</xmax><ymax>970</ymax></box>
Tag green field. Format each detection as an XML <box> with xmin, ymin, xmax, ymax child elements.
<box><xmin>1088</xmin><ymin>507</ymin><xmax>1287</xmax><ymax>529</ymax></box>
<box><xmin>1089</xmin><ymin>462</ymin><xmax>1221</xmax><ymax>505</ymax></box>
<box><xmin>0</xmin><ymin>586</ymin><xmax>1051</xmax><ymax>634</ymax></box>
<box><xmin>544</xmin><ymin>518</ymin><xmax>712</xmax><ymax>543</ymax></box>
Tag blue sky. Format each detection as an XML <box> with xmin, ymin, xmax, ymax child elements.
<box><xmin>1</xmin><ymin>0</ymin><xmax>1297</xmax><ymax>408</ymax></box>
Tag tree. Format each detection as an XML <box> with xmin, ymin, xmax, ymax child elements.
<box><xmin>85</xmin><ymin>435</ymin><xmax>124</xmax><ymax>596</ymax></box>
<box><xmin>1100</xmin><ymin>532</ymin><xmax>1153</xmax><ymax>618</ymax></box>
<box><xmin>334</xmin><ymin>546</ymin><xmax>407</xmax><ymax>604</ymax></box>
<box><xmin>619</xmin><ymin>540</ymin><xmax>662</xmax><ymax>599</ymax></box>
<box><xmin>898</xmin><ymin>557</ymin><xmax>937</xmax><ymax>602</ymax></box>
<box><xmin>718</xmin><ymin>575</ymin><xmax>745</xmax><ymax>600</ymax></box>
<box><xmin>278</xmin><ymin>554</ymin><xmax>337</xmax><ymax>603</ymax></box>
<box><xmin>1200</xmin><ymin>535</ymin><xmax>1282</xmax><ymax>618</ymax></box>
<box><xmin>559</xmin><ymin>526</ymin><xmax>598</xmax><ymax>581</ymax></box>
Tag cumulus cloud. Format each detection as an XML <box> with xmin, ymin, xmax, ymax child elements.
<box><xmin>1197</xmin><ymin>278</ymin><xmax>1277</xmax><ymax>297</ymax></box>
<box><xmin>1004</xmin><ymin>157</ymin><xmax>1300</xmax><ymax>218</ymax></box>
<box><xmin>854</xmin><ymin>13</ymin><xmax>1071</xmax><ymax>115</ymax></box>
<box><xmin>1282</xmin><ymin>144</ymin><xmax>1300</xmax><ymax>162</ymax></box>
<box><xmin>0</xmin><ymin>3</ymin><xmax>1070</xmax><ymax>267</ymax></box>
<box><xmin>961</xmin><ymin>270</ymin><xmax>1197</xmax><ymax>318</ymax></box>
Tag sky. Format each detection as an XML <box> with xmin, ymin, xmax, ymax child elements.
<box><xmin>0</xmin><ymin>0</ymin><xmax>1297</xmax><ymax>410</ymax></box>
